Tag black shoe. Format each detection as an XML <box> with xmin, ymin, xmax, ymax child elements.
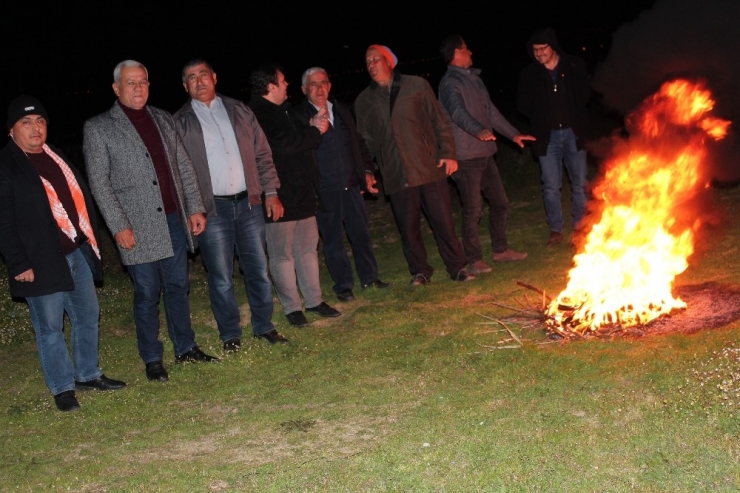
<box><xmin>336</xmin><ymin>289</ymin><xmax>355</xmax><ymax>302</ymax></box>
<box><xmin>306</xmin><ymin>302</ymin><xmax>341</xmax><ymax>317</ymax></box>
<box><xmin>286</xmin><ymin>311</ymin><xmax>309</xmax><ymax>327</ymax></box>
<box><xmin>54</xmin><ymin>390</ymin><xmax>80</xmax><ymax>412</ymax></box>
<box><xmin>223</xmin><ymin>338</ymin><xmax>241</xmax><ymax>352</ymax></box>
<box><xmin>175</xmin><ymin>346</ymin><xmax>220</xmax><ymax>363</ymax></box>
<box><xmin>254</xmin><ymin>329</ymin><xmax>289</xmax><ymax>344</ymax></box>
<box><xmin>75</xmin><ymin>374</ymin><xmax>127</xmax><ymax>392</ymax></box>
<box><xmin>362</xmin><ymin>279</ymin><xmax>391</xmax><ymax>289</ymax></box>
<box><xmin>145</xmin><ymin>361</ymin><xmax>169</xmax><ymax>382</ymax></box>
<box><xmin>410</xmin><ymin>273</ymin><xmax>429</xmax><ymax>286</ymax></box>
<box><xmin>451</xmin><ymin>268</ymin><xmax>475</xmax><ymax>282</ymax></box>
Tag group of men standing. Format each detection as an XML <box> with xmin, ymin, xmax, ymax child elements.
<box><xmin>0</xmin><ymin>27</ymin><xmax>591</xmax><ymax>411</ymax></box>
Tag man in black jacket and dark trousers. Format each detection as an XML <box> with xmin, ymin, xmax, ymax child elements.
<box><xmin>248</xmin><ymin>64</ymin><xmax>340</xmax><ymax>327</ymax></box>
<box><xmin>0</xmin><ymin>96</ymin><xmax>126</xmax><ymax>411</ymax></box>
<box><xmin>517</xmin><ymin>28</ymin><xmax>592</xmax><ymax>246</ymax></box>
<box><xmin>295</xmin><ymin>67</ymin><xmax>390</xmax><ymax>303</ymax></box>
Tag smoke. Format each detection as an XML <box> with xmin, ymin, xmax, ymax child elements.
<box><xmin>593</xmin><ymin>0</ymin><xmax>740</xmax><ymax>183</ymax></box>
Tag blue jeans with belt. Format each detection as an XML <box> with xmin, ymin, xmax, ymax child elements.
<box><xmin>197</xmin><ymin>197</ymin><xmax>275</xmax><ymax>339</ymax></box>
<box><xmin>26</xmin><ymin>247</ymin><xmax>103</xmax><ymax>396</ymax></box>
<box><xmin>538</xmin><ymin>128</ymin><xmax>588</xmax><ymax>233</ymax></box>
<box><xmin>127</xmin><ymin>212</ymin><xmax>196</xmax><ymax>363</ymax></box>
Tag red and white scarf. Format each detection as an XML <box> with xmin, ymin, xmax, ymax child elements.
<box><xmin>39</xmin><ymin>144</ymin><xmax>100</xmax><ymax>259</ymax></box>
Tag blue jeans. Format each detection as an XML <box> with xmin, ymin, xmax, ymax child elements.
<box><xmin>452</xmin><ymin>155</ymin><xmax>509</xmax><ymax>263</ymax></box>
<box><xmin>388</xmin><ymin>178</ymin><xmax>466</xmax><ymax>279</ymax></box>
<box><xmin>538</xmin><ymin>128</ymin><xmax>588</xmax><ymax>232</ymax></box>
<box><xmin>316</xmin><ymin>186</ymin><xmax>379</xmax><ymax>293</ymax></box>
<box><xmin>127</xmin><ymin>212</ymin><xmax>196</xmax><ymax>363</ymax></box>
<box><xmin>265</xmin><ymin>217</ymin><xmax>323</xmax><ymax>314</ymax></box>
<box><xmin>198</xmin><ymin>198</ymin><xmax>274</xmax><ymax>338</ymax></box>
<box><xmin>26</xmin><ymin>248</ymin><xmax>103</xmax><ymax>396</ymax></box>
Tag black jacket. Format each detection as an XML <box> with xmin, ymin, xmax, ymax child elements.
<box><xmin>517</xmin><ymin>28</ymin><xmax>592</xmax><ymax>157</ymax></box>
<box><xmin>248</xmin><ymin>95</ymin><xmax>322</xmax><ymax>222</ymax></box>
<box><xmin>294</xmin><ymin>97</ymin><xmax>375</xmax><ymax>193</ymax></box>
<box><xmin>0</xmin><ymin>140</ymin><xmax>102</xmax><ymax>298</ymax></box>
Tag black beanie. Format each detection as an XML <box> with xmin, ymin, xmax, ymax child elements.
<box><xmin>6</xmin><ymin>95</ymin><xmax>49</xmax><ymax>129</ymax></box>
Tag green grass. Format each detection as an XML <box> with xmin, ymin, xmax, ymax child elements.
<box><xmin>1</xmin><ymin>143</ymin><xmax>739</xmax><ymax>492</ymax></box>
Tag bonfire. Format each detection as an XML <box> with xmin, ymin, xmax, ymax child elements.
<box><xmin>545</xmin><ymin>79</ymin><xmax>731</xmax><ymax>338</ymax></box>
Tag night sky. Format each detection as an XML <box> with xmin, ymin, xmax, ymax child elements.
<box><xmin>0</xmin><ymin>0</ymin><xmax>671</xmax><ymax>144</ymax></box>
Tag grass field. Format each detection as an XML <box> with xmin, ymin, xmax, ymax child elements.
<box><xmin>1</xmin><ymin>141</ymin><xmax>738</xmax><ymax>492</ymax></box>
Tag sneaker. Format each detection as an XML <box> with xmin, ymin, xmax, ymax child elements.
<box><xmin>492</xmin><ymin>249</ymin><xmax>528</xmax><ymax>262</ymax></box>
<box><xmin>410</xmin><ymin>273</ymin><xmax>429</xmax><ymax>286</ymax></box>
<box><xmin>452</xmin><ymin>268</ymin><xmax>475</xmax><ymax>282</ymax></box>
<box><xmin>468</xmin><ymin>260</ymin><xmax>493</xmax><ymax>274</ymax></box>
<box><xmin>547</xmin><ymin>231</ymin><xmax>563</xmax><ymax>246</ymax></box>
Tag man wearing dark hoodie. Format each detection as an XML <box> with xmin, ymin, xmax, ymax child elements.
<box><xmin>517</xmin><ymin>28</ymin><xmax>592</xmax><ymax>246</ymax></box>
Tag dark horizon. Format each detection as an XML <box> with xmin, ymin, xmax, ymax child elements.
<box><xmin>2</xmin><ymin>0</ymin><xmax>658</xmax><ymax>147</ymax></box>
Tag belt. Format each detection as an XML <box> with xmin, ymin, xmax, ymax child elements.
<box><xmin>214</xmin><ymin>190</ymin><xmax>248</xmax><ymax>201</ymax></box>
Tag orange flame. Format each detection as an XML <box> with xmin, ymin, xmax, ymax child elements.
<box><xmin>546</xmin><ymin>79</ymin><xmax>730</xmax><ymax>336</ymax></box>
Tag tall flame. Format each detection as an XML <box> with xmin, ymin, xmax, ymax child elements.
<box><xmin>546</xmin><ymin>79</ymin><xmax>730</xmax><ymax>337</ymax></box>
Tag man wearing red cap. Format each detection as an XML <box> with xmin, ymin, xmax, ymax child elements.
<box><xmin>355</xmin><ymin>45</ymin><xmax>474</xmax><ymax>286</ymax></box>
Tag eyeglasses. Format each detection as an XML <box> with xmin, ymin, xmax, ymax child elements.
<box><xmin>533</xmin><ymin>45</ymin><xmax>550</xmax><ymax>54</ymax></box>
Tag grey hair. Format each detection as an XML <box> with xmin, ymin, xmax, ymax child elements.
<box><xmin>301</xmin><ymin>67</ymin><xmax>329</xmax><ymax>87</ymax></box>
<box><xmin>113</xmin><ymin>60</ymin><xmax>148</xmax><ymax>84</ymax></box>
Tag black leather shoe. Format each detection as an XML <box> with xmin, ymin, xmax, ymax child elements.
<box><xmin>54</xmin><ymin>390</ymin><xmax>80</xmax><ymax>412</ymax></box>
<box><xmin>451</xmin><ymin>268</ymin><xmax>476</xmax><ymax>282</ymax></box>
<box><xmin>223</xmin><ymin>338</ymin><xmax>241</xmax><ymax>352</ymax></box>
<box><xmin>254</xmin><ymin>329</ymin><xmax>289</xmax><ymax>344</ymax></box>
<box><xmin>176</xmin><ymin>346</ymin><xmax>220</xmax><ymax>363</ymax></box>
<box><xmin>336</xmin><ymin>289</ymin><xmax>355</xmax><ymax>302</ymax></box>
<box><xmin>306</xmin><ymin>302</ymin><xmax>341</xmax><ymax>317</ymax></box>
<box><xmin>75</xmin><ymin>374</ymin><xmax>127</xmax><ymax>391</ymax></box>
<box><xmin>286</xmin><ymin>311</ymin><xmax>309</xmax><ymax>327</ymax></box>
<box><xmin>145</xmin><ymin>361</ymin><xmax>169</xmax><ymax>382</ymax></box>
<box><xmin>362</xmin><ymin>279</ymin><xmax>391</xmax><ymax>289</ymax></box>
<box><xmin>410</xmin><ymin>273</ymin><xmax>429</xmax><ymax>286</ymax></box>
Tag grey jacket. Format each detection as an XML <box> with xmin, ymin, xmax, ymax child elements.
<box><xmin>439</xmin><ymin>65</ymin><xmax>520</xmax><ymax>161</ymax></box>
<box><xmin>173</xmin><ymin>94</ymin><xmax>280</xmax><ymax>214</ymax></box>
<box><xmin>83</xmin><ymin>102</ymin><xmax>206</xmax><ymax>265</ymax></box>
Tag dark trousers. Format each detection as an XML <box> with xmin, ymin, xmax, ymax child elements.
<box><xmin>389</xmin><ymin>178</ymin><xmax>466</xmax><ymax>279</ymax></box>
<box><xmin>317</xmin><ymin>186</ymin><xmax>379</xmax><ymax>293</ymax></box>
<box><xmin>452</xmin><ymin>155</ymin><xmax>509</xmax><ymax>263</ymax></box>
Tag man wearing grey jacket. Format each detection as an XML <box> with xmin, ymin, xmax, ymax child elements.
<box><xmin>439</xmin><ymin>35</ymin><xmax>535</xmax><ymax>275</ymax></box>
<box><xmin>83</xmin><ymin>60</ymin><xmax>218</xmax><ymax>383</ymax></box>
<box><xmin>174</xmin><ymin>59</ymin><xmax>288</xmax><ymax>347</ymax></box>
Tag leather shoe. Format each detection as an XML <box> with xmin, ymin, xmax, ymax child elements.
<box><xmin>306</xmin><ymin>302</ymin><xmax>341</xmax><ymax>317</ymax></box>
<box><xmin>337</xmin><ymin>289</ymin><xmax>355</xmax><ymax>302</ymax></box>
<box><xmin>223</xmin><ymin>338</ymin><xmax>241</xmax><ymax>352</ymax></box>
<box><xmin>361</xmin><ymin>279</ymin><xmax>391</xmax><ymax>289</ymax></box>
<box><xmin>410</xmin><ymin>273</ymin><xmax>429</xmax><ymax>286</ymax></box>
<box><xmin>75</xmin><ymin>374</ymin><xmax>127</xmax><ymax>392</ymax></box>
<box><xmin>286</xmin><ymin>311</ymin><xmax>309</xmax><ymax>327</ymax></box>
<box><xmin>255</xmin><ymin>329</ymin><xmax>289</xmax><ymax>344</ymax></box>
<box><xmin>54</xmin><ymin>390</ymin><xmax>80</xmax><ymax>412</ymax></box>
<box><xmin>547</xmin><ymin>231</ymin><xmax>563</xmax><ymax>246</ymax></box>
<box><xmin>176</xmin><ymin>345</ymin><xmax>220</xmax><ymax>363</ymax></box>
<box><xmin>452</xmin><ymin>268</ymin><xmax>476</xmax><ymax>282</ymax></box>
<box><xmin>145</xmin><ymin>361</ymin><xmax>169</xmax><ymax>382</ymax></box>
